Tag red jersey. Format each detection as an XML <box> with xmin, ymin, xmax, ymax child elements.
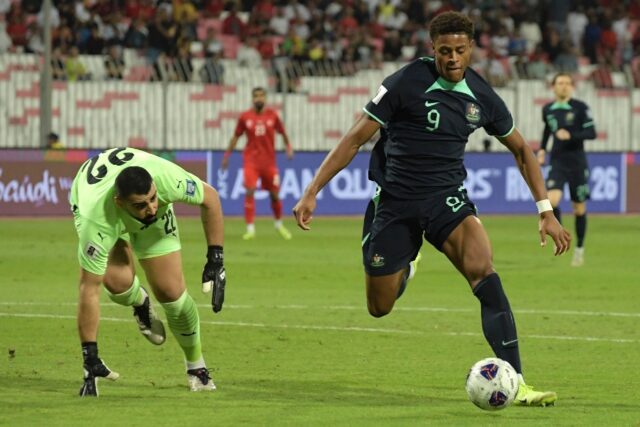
<box><xmin>234</xmin><ymin>108</ymin><xmax>285</xmax><ymax>166</ymax></box>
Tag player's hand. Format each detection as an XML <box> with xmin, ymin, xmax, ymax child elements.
<box><xmin>538</xmin><ymin>211</ymin><xmax>571</xmax><ymax>256</ymax></box>
<box><xmin>555</xmin><ymin>129</ymin><xmax>571</xmax><ymax>140</ymax></box>
<box><xmin>202</xmin><ymin>245</ymin><xmax>226</xmax><ymax>313</ymax></box>
<box><xmin>79</xmin><ymin>358</ymin><xmax>119</xmax><ymax>397</ymax></box>
<box><xmin>221</xmin><ymin>156</ymin><xmax>229</xmax><ymax>170</ymax></box>
<box><xmin>286</xmin><ymin>145</ymin><xmax>294</xmax><ymax>160</ymax></box>
<box><xmin>536</xmin><ymin>149</ymin><xmax>546</xmax><ymax>166</ymax></box>
<box><xmin>292</xmin><ymin>193</ymin><xmax>316</xmax><ymax>231</ymax></box>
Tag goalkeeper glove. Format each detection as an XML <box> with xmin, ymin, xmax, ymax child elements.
<box><xmin>202</xmin><ymin>245</ymin><xmax>226</xmax><ymax>313</ymax></box>
<box><xmin>79</xmin><ymin>358</ymin><xmax>119</xmax><ymax>397</ymax></box>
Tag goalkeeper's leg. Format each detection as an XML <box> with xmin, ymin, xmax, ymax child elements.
<box><xmin>140</xmin><ymin>251</ymin><xmax>216</xmax><ymax>391</ymax></box>
<box><xmin>104</xmin><ymin>240</ymin><xmax>165</xmax><ymax>345</ymax></box>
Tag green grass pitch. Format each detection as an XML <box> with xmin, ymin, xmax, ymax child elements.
<box><xmin>1</xmin><ymin>215</ymin><xmax>639</xmax><ymax>426</ymax></box>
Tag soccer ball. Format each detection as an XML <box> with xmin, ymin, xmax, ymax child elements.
<box><xmin>465</xmin><ymin>358</ymin><xmax>519</xmax><ymax>410</ymax></box>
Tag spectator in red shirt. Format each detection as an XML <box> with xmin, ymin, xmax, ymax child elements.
<box><xmin>222</xmin><ymin>87</ymin><xmax>294</xmax><ymax>241</ymax></box>
<box><xmin>204</xmin><ymin>0</ymin><xmax>224</xmax><ymax>18</ymax></box>
<box><xmin>338</xmin><ymin>6</ymin><xmax>359</xmax><ymax>37</ymax></box>
<box><xmin>7</xmin><ymin>9</ymin><xmax>28</xmax><ymax>48</ymax></box>
<box><xmin>124</xmin><ymin>0</ymin><xmax>141</xmax><ymax>19</ymax></box>
<box><xmin>252</xmin><ymin>0</ymin><xmax>275</xmax><ymax>23</ymax></box>
<box><xmin>222</xmin><ymin>5</ymin><xmax>247</xmax><ymax>38</ymax></box>
<box><xmin>257</xmin><ymin>35</ymin><xmax>275</xmax><ymax>59</ymax></box>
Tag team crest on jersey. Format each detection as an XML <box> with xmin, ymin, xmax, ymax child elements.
<box><xmin>370</xmin><ymin>253</ymin><xmax>385</xmax><ymax>267</ymax></box>
<box><xmin>85</xmin><ymin>242</ymin><xmax>101</xmax><ymax>260</ymax></box>
<box><xmin>186</xmin><ymin>179</ymin><xmax>196</xmax><ymax>196</ymax></box>
<box><xmin>565</xmin><ymin>112</ymin><xmax>574</xmax><ymax>125</ymax></box>
<box><xmin>466</xmin><ymin>103</ymin><xmax>481</xmax><ymax>123</ymax></box>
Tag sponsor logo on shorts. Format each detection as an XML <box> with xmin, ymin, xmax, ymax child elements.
<box><xmin>186</xmin><ymin>179</ymin><xmax>196</xmax><ymax>196</ymax></box>
<box><xmin>370</xmin><ymin>253</ymin><xmax>385</xmax><ymax>267</ymax></box>
<box><xmin>85</xmin><ymin>242</ymin><xmax>101</xmax><ymax>260</ymax></box>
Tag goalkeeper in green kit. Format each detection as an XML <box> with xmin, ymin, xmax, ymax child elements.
<box><xmin>70</xmin><ymin>148</ymin><xmax>226</xmax><ymax>396</ymax></box>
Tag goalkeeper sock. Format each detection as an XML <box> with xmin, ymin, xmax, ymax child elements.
<box><xmin>575</xmin><ymin>213</ymin><xmax>587</xmax><ymax>248</ymax></box>
<box><xmin>81</xmin><ymin>342</ymin><xmax>99</xmax><ymax>365</ymax></box>
<box><xmin>473</xmin><ymin>273</ymin><xmax>522</xmax><ymax>374</ymax></box>
<box><xmin>552</xmin><ymin>207</ymin><xmax>562</xmax><ymax>224</ymax></box>
<box><xmin>161</xmin><ymin>291</ymin><xmax>202</xmax><ymax>363</ymax></box>
<box><xmin>106</xmin><ymin>276</ymin><xmax>145</xmax><ymax>307</ymax></box>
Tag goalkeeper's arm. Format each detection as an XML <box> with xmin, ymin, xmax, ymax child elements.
<box><xmin>199</xmin><ymin>183</ymin><xmax>226</xmax><ymax>312</ymax></box>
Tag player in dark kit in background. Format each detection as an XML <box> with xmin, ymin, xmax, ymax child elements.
<box><xmin>538</xmin><ymin>73</ymin><xmax>596</xmax><ymax>267</ymax></box>
<box><xmin>293</xmin><ymin>12</ymin><xmax>570</xmax><ymax>407</ymax></box>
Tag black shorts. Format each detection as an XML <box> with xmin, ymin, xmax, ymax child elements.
<box><xmin>362</xmin><ymin>185</ymin><xmax>477</xmax><ymax>276</ymax></box>
<box><xmin>546</xmin><ymin>164</ymin><xmax>590</xmax><ymax>203</ymax></box>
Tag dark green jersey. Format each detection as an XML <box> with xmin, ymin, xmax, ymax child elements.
<box><xmin>541</xmin><ymin>98</ymin><xmax>596</xmax><ymax>166</ymax></box>
<box><xmin>363</xmin><ymin>57</ymin><xmax>514</xmax><ymax>199</ymax></box>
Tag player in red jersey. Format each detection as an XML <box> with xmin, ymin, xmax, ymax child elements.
<box><xmin>222</xmin><ymin>87</ymin><xmax>294</xmax><ymax>240</ymax></box>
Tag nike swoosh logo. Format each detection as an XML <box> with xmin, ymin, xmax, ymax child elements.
<box><xmin>501</xmin><ymin>339</ymin><xmax>518</xmax><ymax>346</ymax></box>
<box><xmin>425</xmin><ymin>101</ymin><xmax>440</xmax><ymax>108</ymax></box>
<box><xmin>180</xmin><ymin>331</ymin><xmax>197</xmax><ymax>336</ymax></box>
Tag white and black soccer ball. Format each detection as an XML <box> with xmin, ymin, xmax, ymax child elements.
<box><xmin>465</xmin><ymin>357</ymin><xmax>519</xmax><ymax>411</ymax></box>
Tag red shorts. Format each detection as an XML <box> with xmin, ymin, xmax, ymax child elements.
<box><xmin>243</xmin><ymin>163</ymin><xmax>280</xmax><ymax>192</ymax></box>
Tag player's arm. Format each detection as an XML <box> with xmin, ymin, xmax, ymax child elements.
<box><xmin>276</xmin><ymin>116</ymin><xmax>294</xmax><ymax>159</ymax></box>
<box><xmin>199</xmin><ymin>182</ymin><xmax>226</xmax><ymax>312</ymax></box>
<box><xmin>569</xmin><ymin>104</ymin><xmax>597</xmax><ymax>140</ymax></box>
<box><xmin>498</xmin><ymin>128</ymin><xmax>571</xmax><ymax>255</ymax></box>
<box><xmin>223</xmin><ymin>116</ymin><xmax>245</xmax><ymax>169</ymax></box>
<box><xmin>538</xmin><ymin>111</ymin><xmax>551</xmax><ymax>165</ymax></box>
<box><xmin>222</xmin><ymin>134</ymin><xmax>240</xmax><ymax>170</ymax></box>
<box><xmin>78</xmin><ymin>268</ymin><xmax>103</xmax><ymax>343</ymax></box>
<box><xmin>293</xmin><ymin>114</ymin><xmax>380</xmax><ymax>230</ymax></box>
<box><xmin>281</xmin><ymin>131</ymin><xmax>294</xmax><ymax>159</ymax></box>
<box><xmin>200</xmin><ymin>182</ymin><xmax>224</xmax><ymax>247</ymax></box>
<box><xmin>77</xmin><ymin>268</ymin><xmax>119</xmax><ymax>396</ymax></box>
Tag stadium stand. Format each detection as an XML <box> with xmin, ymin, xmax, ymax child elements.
<box><xmin>1</xmin><ymin>1</ymin><xmax>640</xmax><ymax>150</ymax></box>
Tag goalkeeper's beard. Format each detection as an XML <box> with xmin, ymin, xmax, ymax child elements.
<box><xmin>140</xmin><ymin>214</ymin><xmax>157</xmax><ymax>225</ymax></box>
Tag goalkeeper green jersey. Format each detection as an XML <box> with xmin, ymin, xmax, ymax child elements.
<box><xmin>70</xmin><ymin>147</ymin><xmax>205</xmax><ymax>275</ymax></box>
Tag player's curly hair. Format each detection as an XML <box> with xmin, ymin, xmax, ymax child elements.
<box><xmin>429</xmin><ymin>12</ymin><xmax>474</xmax><ymax>42</ymax></box>
<box><xmin>115</xmin><ymin>166</ymin><xmax>153</xmax><ymax>198</ymax></box>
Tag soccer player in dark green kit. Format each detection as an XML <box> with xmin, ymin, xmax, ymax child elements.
<box><xmin>293</xmin><ymin>12</ymin><xmax>571</xmax><ymax>406</ymax></box>
<box><xmin>538</xmin><ymin>73</ymin><xmax>596</xmax><ymax>267</ymax></box>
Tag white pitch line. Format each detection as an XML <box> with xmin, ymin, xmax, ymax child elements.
<box><xmin>0</xmin><ymin>312</ymin><xmax>637</xmax><ymax>344</ymax></box>
<box><xmin>0</xmin><ymin>302</ymin><xmax>638</xmax><ymax>318</ymax></box>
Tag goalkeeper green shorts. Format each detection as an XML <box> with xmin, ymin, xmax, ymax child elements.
<box><xmin>72</xmin><ymin>204</ymin><xmax>182</xmax><ymax>276</ymax></box>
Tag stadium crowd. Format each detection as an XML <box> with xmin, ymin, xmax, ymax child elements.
<box><xmin>1</xmin><ymin>0</ymin><xmax>640</xmax><ymax>86</ymax></box>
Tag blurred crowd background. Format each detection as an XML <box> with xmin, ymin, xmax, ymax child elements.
<box><xmin>2</xmin><ymin>0</ymin><xmax>640</xmax><ymax>88</ymax></box>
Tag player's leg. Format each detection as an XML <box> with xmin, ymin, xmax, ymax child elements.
<box><xmin>569</xmin><ymin>170</ymin><xmax>590</xmax><ymax>266</ymax></box>
<box><xmin>548</xmin><ymin>189</ymin><xmax>563</xmax><ymax>223</ymax></box>
<box><xmin>103</xmin><ymin>238</ymin><xmax>165</xmax><ymax>345</ymax></box>
<box><xmin>263</xmin><ymin>166</ymin><xmax>291</xmax><ymax>240</ymax></box>
<box><xmin>139</xmin><ymin>251</ymin><xmax>216</xmax><ymax>391</ymax></box>
<box><xmin>441</xmin><ymin>216</ymin><xmax>523</xmax><ymax>371</ymax></box>
<box><xmin>362</xmin><ymin>190</ymin><xmax>422</xmax><ymax>317</ymax></box>
<box><xmin>442</xmin><ymin>217</ymin><xmax>556</xmax><ymax>406</ymax></box>
<box><xmin>243</xmin><ymin>165</ymin><xmax>258</xmax><ymax>239</ymax></box>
